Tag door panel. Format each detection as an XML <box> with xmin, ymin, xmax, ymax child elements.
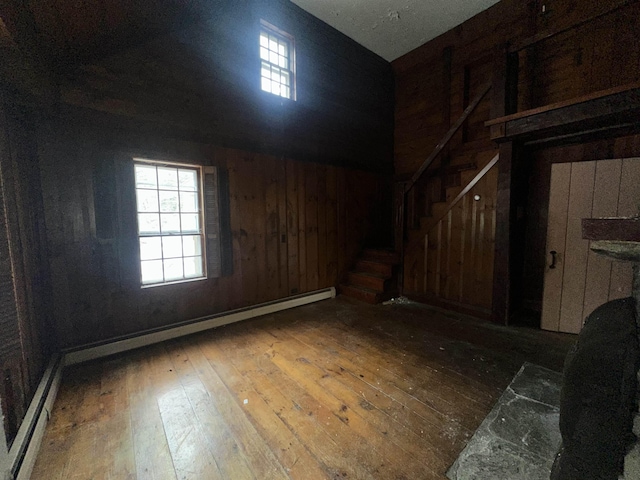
<box><xmin>541</xmin><ymin>158</ymin><xmax>639</xmax><ymax>334</ymax></box>
<box><xmin>540</xmin><ymin>163</ymin><xmax>571</xmax><ymax>332</ymax></box>
<box><xmin>581</xmin><ymin>159</ymin><xmax>622</xmax><ymax>321</ymax></box>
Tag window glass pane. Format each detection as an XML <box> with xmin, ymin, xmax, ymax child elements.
<box><xmin>135</xmin><ymin>161</ymin><xmax>205</xmax><ymax>286</ymax></box>
<box><xmin>269</xmin><ymin>38</ymin><xmax>277</xmax><ymax>51</ymax></box>
<box><xmin>135</xmin><ymin>165</ymin><xmax>157</xmax><ymax>189</ymax></box>
<box><xmin>261</xmin><ymin>77</ymin><xmax>271</xmax><ymax>92</ymax></box>
<box><xmin>260</xmin><ymin>46</ymin><xmax>269</xmax><ymax>60</ymax></box>
<box><xmin>159</xmin><ymin>191</ymin><xmax>179</xmax><ymax>212</ymax></box>
<box><xmin>141</xmin><ymin>260</ymin><xmax>164</xmax><ymax>284</ymax></box>
<box><xmin>270</xmin><ymin>51</ymin><xmax>278</xmax><ymax>65</ymax></box>
<box><xmin>181</xmin><ymin>214</ymin><xmax>199</xmax><ymax>232</ymax></box>
<box><xmin>160</xmin><ymin>213</ymin><xmax>181</xmax><ymax>233</ymax></box>
<box><xmin>283</xmin><ymin>86</ymin><xmax>290</xmax><ymax>99</ymax></box>
<box><xmin>179</xmin><ymin>170</ymin><xmax>198</xmax><ymax>191</ymax></box>
<box><xmin>136</xmin><ymin>189</ymin><xmax>159</xmax><ymax>212</ymax></box>
<box><xmin>184</xmin><ymin>256</ymin><xmax>203</xmax><ymax>278</ymax></box>
<box><xmin>182</xmin><ymin>235</ymin><xmax>202</xmax><ymax>256</ymax></box>
<box><xmin>162</xmin><ymin>236</ymin><xmax>182</xmax><ymax>258</ymax></box>
<box><xmin>278</xmin><ymin>44</ymin><xmax>285</xmax><ymax>56</ymax></box>
<box><xmin>164</xmin><ymin>258</ymin><xmax>184</xmax><ymax>281</ymax></box>
<box><xmin>138</xmin><ymin>213</ymin><xmax>160</xmax><ymax>234</ymax></box>
<box><xmin>260</xmin><ymin>33</ymin><xmax>268</xmax><ymax>47</ymax></box>
<box><xmin>180</xmin><ymin>192</ymin><xmax>198</xmax><ymax>213</ymax></box>
<box><xmin>157</xmin><ymin>167</ymin><xmax>178</xmax><ymax>190</ymax></box>
<box><xmin>140</xmin><ymin>237</ymin><xmax>162</xmax><ymax>260</ymax></box>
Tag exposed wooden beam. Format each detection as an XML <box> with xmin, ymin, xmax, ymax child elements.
<box><xmin>487</xmin><ymin>83</ymin><xmax>640</xmax><ymax>144</ymax></box>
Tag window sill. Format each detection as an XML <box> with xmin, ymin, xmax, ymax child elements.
<box><xmin>141</xmin><ymin>276</ymin><xmax>208</xmax><ymax>289</ymax></box>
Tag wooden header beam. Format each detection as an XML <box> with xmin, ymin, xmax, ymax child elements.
<box><xmin>485</xmin><ymin>81</ymin><xmax>640</xmax><ymax>145</ymax></box>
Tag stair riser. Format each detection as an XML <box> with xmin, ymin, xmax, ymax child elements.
<box><xmin>362</xmin><ymin>250</ymin><xmax>400</xmax><ymax>265</ymax></box>
<box><xmin>347</xmin><ymin>273</ymin><xmax>388</xmax><ymax>292</ymax></box>
<box><xmin>355</xmin><ymin>260</ymin><xmax>393</xmax><ymax>277</ymax></box>
<box><xmin>338</xmin><ymin>285</ymin><xmax>380</xmax><ymax>304</ymax></box>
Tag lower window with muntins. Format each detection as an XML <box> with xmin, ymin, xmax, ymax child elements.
<box><xmin>134</xmin><ymin>159</ymin><xmax>206</xmax><ymax>286</ymax></box>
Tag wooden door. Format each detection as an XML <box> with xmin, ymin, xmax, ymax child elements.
<box><xmin>541</xmin><ymin>158</ymin><xmax>640</xmax><ymax>334</ymax></box>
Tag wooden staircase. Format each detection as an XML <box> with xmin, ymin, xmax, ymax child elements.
<box><xmin>339</xmin><ymin>249</ymin><xmax>400</xmax><ymax>304</ymax></box>
<box><xmin>408</xmin><ymin>149</ymin><xmax>498</xmax><ymax>236</ymax></box>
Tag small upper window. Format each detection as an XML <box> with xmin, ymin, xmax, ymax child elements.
<box><xmin>260</xmin><ymin>21</ymin><xmax>295</xmax><ymax>100</ymax></box>
<box><xmin>134</xmin><ymin>159</ymin><xmax>206</xmax><ymax>286</ymax></box>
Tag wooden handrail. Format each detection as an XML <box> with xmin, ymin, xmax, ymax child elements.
<box><xmin>404</xmin><ymin>81</ymin><xmax>491</xmax><ymax>194</ymax></box>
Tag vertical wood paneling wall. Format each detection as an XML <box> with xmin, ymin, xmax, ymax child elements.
<box><xmin>393</xmin><ymin>0</ymin><xmax>640</xmax><ymax>315</ymax></box>
<box><xmin>0</xmin><ymin>103</ymin><xmax>51</xmax><ymax>444</ymax></box>
<box><xmin>0</xmin><ymin>0</ymin><xmax>394</xmax><ymax>443</ymax></box>
<box><xmin>405</xmin><ymin>165</ymin><xmax>497</xmax><ymax>316</ymax></box>
<box><xmin>36</xmin><ymin>118</ymin><xmax>386</xmax><ymax>349</ymax></box>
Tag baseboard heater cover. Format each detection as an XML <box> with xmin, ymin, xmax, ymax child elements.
<box><xmin>9</xmin><ymin>287</ymin><xmax>335</xmax><ymax>480</ymax></box>
<box><xmin>64</xmin><ymin>287</ymin><xmax>336</xmax><ymax>365</ymax></box>
<box><xmin>9</xmin><ymin>354</ymin><xmax>63</xmax><ymax>480</ymax></box>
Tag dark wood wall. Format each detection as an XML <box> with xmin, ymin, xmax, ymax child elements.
<box><xmin>0</xmin><ymin>0</ymin><xmax>394</xmax><ymax>444</ymax></box>
<box><xmin>38</xmin><ymin>113</ymin><xmax>386</xmax><ymax>348</ymax></box>
<box><xmin>0</xmin><ymin>100</ymin><xmax>52</xmax><ymax>445</ymax></box>
<box><xmin>28</xmin><ymin>0</ymin><xmax>394</xmax><ymax>349</ymax></box>
<box><xmin>393</xmin><ymin>0</ymin><xmax>640</xmax><ymax>316</ymax></box>
<box><xmin>53</xmin><ymin>0</ymin><xmax>394</xmax><ymax>173</ymax></box>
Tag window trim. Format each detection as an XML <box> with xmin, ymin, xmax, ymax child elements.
<box><xmin>133</xmin><ymin>157</ymin><xmax>208</xmax><ymax>288</ymax></box>
<box><xmin>260</xmin><ymin>19</ymin><xmax>296</xmax><ymax>101</ymax></box>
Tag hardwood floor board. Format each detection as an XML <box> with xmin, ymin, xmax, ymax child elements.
<box><xmin>297</xmin><ymin>314</ymin><xmax>498</xmax><ymax>408</ymax></box>
<box><xmin>31</xmin><ymin>297</ymin><xmax>574</xmax><ymax>480</ymax></box>
<box><xmin>184</xmin><ymin>336</ymin><xmax>298</xmax><ymax>479</ymax></box>
<box><xmin>126</xmin><ymin>348</ymin><xmax>177</xmax><ymax>480</ymax></box>
<box><xmin>279</xmin><ymin>322</ymin><xmax>475</xmax><ymax>447</ymax></box>
<box><xmin>93</xmin><ymin>356</ymin><xmax>136</xmax><ymax>479</ymax></box>
<box><xmin>215</xmin><ymin>322</ymin><xmax>419</xmax><ymax>480</ymax></box>
<box><xmin>299</xmin><ymin>302</ymin><xmax>522</xmax><ymax>396</ymax></box>
<box><xmin>255</xmin><ymin>326</ymin><xmax>447</xmax><ymax>477</ymax></box>
<box><xmin>286</xmin><ymin>320</ymin><xmax>484</xmax><ymax>433</ymax></box>
<box><xmin>163</xmin><ymin>340</ymin><xmax>256</xmax><ymax>480</ymax></box>
<box><xmin>31</xmin><ymin>363</ymin><xmax>104</xmax><ymax>479</ymax></box>
<box><xmin>211</xmin><ymin>329</ymin><xmax>380</xmax><ymax>480</ymax></box>
<box><xmin>155</xmin><ymin>351</ymin><xmax>225</xmax><ymax>480</ymax></box>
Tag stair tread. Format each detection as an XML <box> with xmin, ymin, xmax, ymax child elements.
<box><xmin>340</xmin><ymin>283</ymin><xmax>378</xmax><ymax>293</ymax></box>
<box><xmin>350</xmin><ymin>271</ymin><xmax>388</xmax><ymax>280</ymax></box>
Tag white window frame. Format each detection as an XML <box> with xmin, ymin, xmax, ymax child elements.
<box><xmin>260</xmin><ymin>20</ymin><xmax>296</xmax><ymax>100</ymax></box>
<box><xmin>133</xmin><ymin>158</ymin><xmax>207</xmax><ymax>287</ymax></box>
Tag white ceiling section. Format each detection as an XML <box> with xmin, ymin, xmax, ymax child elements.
<box><xmin>290</xmin><ymin>0</ymin><xmax>501</xmax><ymax>62</ymax></box>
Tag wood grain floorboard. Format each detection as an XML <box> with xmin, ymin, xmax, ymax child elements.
<box><xmin>31</xmin><ymin>297</ymin><xmax>574</xmax><ymax>479</ymax></box>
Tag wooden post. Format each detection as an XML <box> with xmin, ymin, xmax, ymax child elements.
<box><xmin>394</xmin><ymin>182</ymin><xmax>406</xmax><ymax>294</ymax></box>
<box><xmin>490</xmin><ymin>44</ymin><xmax>519</xmax><ymax>325</ymax></box>
<box><xmin>492</xmin><ymin>141</ymin><xmax>515</xmax><ymax>324</ymax></box>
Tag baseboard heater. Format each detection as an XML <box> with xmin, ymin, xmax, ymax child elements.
<box><xmin>7</xmin><ymin>287</ymin><xmax>335</xmax><ymax>480</ymax></box>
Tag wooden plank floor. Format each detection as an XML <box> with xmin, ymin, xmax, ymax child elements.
<box><xmin>31</xmin><ymin>297</ymin><xmax>575</xmax><ymax>480</ymax></box>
